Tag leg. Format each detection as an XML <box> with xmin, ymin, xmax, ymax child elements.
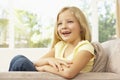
<box><xmin>9</xmin><ymin>55</ymin><xmax>25</xmax><ymax>70</ymax></box>
<box><xmin>9</xmin><ymin>55</ymin><xmax>37</xmax><ymax>71</ymax></box>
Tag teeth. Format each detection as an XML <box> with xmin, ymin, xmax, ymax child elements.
<box><xmin>61</xmin><ymin>30</ymin><xmax>71</xmax><ymax>35</ymax></box>
<box><xmin>62</xmin><ymin>32</ymin><xmax>71</xmax><ymax>34</ymax></box>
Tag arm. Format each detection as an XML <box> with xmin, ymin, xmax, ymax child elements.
<box><xmin>34</xmin><ymin>48</ymin><xmax>71</xmax><ymax>70</ymax></box>
<box><xmin>36</xmin><ymin>50</ymin><xmax>93</xmax><ymax>79</ymax></box>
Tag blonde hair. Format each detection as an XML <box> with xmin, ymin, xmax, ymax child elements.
<box><xmin>51</xmin><ymin>6</ymin><xmax>91</xmax><ymax>48</ymax></box>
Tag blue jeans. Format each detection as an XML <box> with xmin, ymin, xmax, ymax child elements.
<box><xmin>9</xmin><ymin>55</ymin><xmax>37</xmax><ymax>71</ymax></box>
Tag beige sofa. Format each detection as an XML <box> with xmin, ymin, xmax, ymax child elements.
<box><xmin>0</xmin><ymin>39</ymin><xmax>120</xmax><ymax>80</ymax></box>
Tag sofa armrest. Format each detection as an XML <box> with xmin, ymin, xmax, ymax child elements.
<box><xmin>0</xmin><ymin>72</ymin><xmax>120</xmax><ymax>80</ymax></box>
<box><xmin>74</xmin><ymin>72</ymin><xmax>120</xmax><ymax>80</ymax></box>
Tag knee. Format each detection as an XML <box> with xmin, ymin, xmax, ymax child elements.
<box><xmin>10</xmin><ymin>56</ymin><xmax>30</xmax><ymax>71</ymax></box>
<box><xmin>13</xmin><ymin>55</ymin><xmax>26</xmax><ymax>59</ymax></box>
<box><xmin>11</xmin><ymin>55</ymin><xmax>26</xmax><ymax>62</ymax></box>
<box><xmin>12</xmin><ymin>55</ymin><xmax>29</xmax><ymax>65</ymax></box>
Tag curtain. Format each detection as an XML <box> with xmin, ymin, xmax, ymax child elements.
<box><xmin>116</xmin><ymin>0</ymin><xmax>120</xmax><ymax>37</ymax></box>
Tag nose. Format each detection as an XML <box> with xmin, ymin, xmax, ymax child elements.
<box><xmin>61</xmin><ymin>23</ymin><xmax>67</xmax><ymax>29</ymax></box>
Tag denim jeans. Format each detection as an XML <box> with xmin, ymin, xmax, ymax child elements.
<box><xmin>9</xmin><ymin>55</ymin><xmax>37</xmax><ymax>71</ymax></box>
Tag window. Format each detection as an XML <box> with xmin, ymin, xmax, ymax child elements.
<box><xmin>0</xmin><ymin>2</ymin><xmax>9</xmax><ymax>48</ymax></box>
<box><xmin>0</xmin><ymin>0</ymin><xmax>116</xmax><ymax>48</ymax></box>
<box><xmin>98</xmin><ymin>0</ymin><xmax>116</xmax><ymax>42</ymax></box>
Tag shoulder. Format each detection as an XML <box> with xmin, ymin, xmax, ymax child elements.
<box><xmin>55</xmin><ymin>41</ymin><xmax>66</xmax><ymax>48</ymax></box>
<box><xmin>76</xmin><ymin>40</ymin><xmax>93</xmax><ymax>48</ymax></box>
<box><xmin>54</xmin><ymin>41</ymin><xmax>66</xmax><ymax>49</ymax></box>
<box><xmin>76</xmin><ymin>40</ymin><xmax>94</xmax><ymax>55</ymax></box>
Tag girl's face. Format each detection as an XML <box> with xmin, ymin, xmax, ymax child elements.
<box><xmin>57</xmin><ymin>10</ymin><xmax>81</xmax><ymax>43</ymax></box>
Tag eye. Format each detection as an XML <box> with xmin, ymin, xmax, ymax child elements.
<box><xmin>67</xmin><ymin>21</ymin><xmax>73</xmax><ymax>23</ymax></box>
<box><xmin>57</xmin><ymin>22</ymin><xmax>62</xmax><ymax>26</ymax></box>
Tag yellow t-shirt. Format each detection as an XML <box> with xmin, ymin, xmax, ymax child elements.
<box><xmin>55</xmin><ymin>40</ymin><xmax>95</xmax><ymax>73</ymax></box>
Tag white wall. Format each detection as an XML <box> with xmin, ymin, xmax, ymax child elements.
<box><xmin>0</xmin><ymin>48</ymin><xmax>49</xmax><ymax>72</ymax></box>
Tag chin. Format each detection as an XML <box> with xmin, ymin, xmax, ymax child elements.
<box><xmin>62</xmin><ymin>39</ymin><xmax>71</xmax><ymax>42</ymax></box>
<box><xmin>61</xmin><ymin>37</ymin><xmax>71</xmax><ymax>42</ymax></box>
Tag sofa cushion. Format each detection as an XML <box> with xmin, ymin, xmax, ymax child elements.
<box><xmin>102</xmin><ymin>39</ymin><xmax>120</xmax><ymax>73</ymax></box>
<box><xmin>91</xmin><ymin>42</ymin><xmax>107</xmax><ymax>72</ymax></box>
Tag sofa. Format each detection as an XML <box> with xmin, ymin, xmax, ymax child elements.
<box><xmin>0</xmin><ymin>39</ymin><xmax>120</xmax><ymax>80</ymax></box>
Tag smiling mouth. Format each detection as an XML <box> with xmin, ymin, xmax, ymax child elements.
<box><xmin>61</xmin><ymin>31</ymin><xmax>71</xmax><ymax>36</ymax></box>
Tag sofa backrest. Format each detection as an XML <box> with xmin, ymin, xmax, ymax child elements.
<box><xmin>102</xmin><ymin>39</ymin><xmax>120</xmax><ymax>74</ymax></box>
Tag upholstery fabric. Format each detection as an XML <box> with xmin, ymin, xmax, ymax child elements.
<box><xmin>91</xmin><ymin>42</ymin><xmax>108</xmax><ymax>72</ymax></box>
<box><xmin>102</xmin><ymin>39</ymin><xmax>120</xmax><ymax>73</ymax></box>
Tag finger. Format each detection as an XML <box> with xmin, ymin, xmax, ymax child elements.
<box><xmin>55</xmin><ymin>62</ymin><xmax>63</xmax><ymax>71</ymax></box>
<box><xmin>59</xmin><ymin>60</ymin><xmax>71</xmax><ymax>67</ymax></box>
<box><xmin>36</xmin><ymin>67</ymin><xmax>43</xmax><ymax>71</ymax></box>
<box><xmin>50</xmin><ymin>62</ymin><xmax>58</xmax><ymax>71</ymax></box>
<box><xmin>35</xmin><ymin>67</ymin><xmax>38</xmax><ymax>70</ymax></box>
<box><xmin>65</xmin><ymin>60</ymin><xmax>73</xmax><ymax>64</ymax></box>
<box><xmin>62</xmin><ymin>62</ymin><xmax>70</xmax><ymax>67</ymax></box>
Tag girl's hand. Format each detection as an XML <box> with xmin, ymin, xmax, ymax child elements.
<box><xmin>36</xmin><ymin>66</ymin><xmax>45</xmax><ymax>72</ymax></box>
<box><xmin>36</xmin><ymin>65</ymin><xmax>58</xmax><ymax>72</ymax></box>
<box><xmin>47</xmin><ymin>58</ymin><xmax>72</xmax><ymax>71</ymax></box>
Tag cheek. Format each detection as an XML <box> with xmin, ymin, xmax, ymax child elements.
<box><xmin>57</xmin><ymin>27</ymin><xmax>60</xmax><ymax>32</ymax></box>
<box><xmin>72</xmin><ymin>26</ymin><xmax>81</xmax><ymax>33</ymax></box>
<box><xmin>57</xmin><ymin>27</ymin><xmax>61</xmax><ymax>35</ymax></box>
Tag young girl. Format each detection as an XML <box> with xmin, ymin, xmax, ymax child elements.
<box><xmin>9</xmin><ymin>6</ymin><xmax>95</xmax><ymax>79</ymax></box>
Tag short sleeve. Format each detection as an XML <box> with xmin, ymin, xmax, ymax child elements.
<box><xmin>55</xmin><ymin>41</ymin><xmax>65</xmax><ymax>49</ymax></box>
<box><xmin>77</xmin><ymin>41</ymin><xmax>95</xmax><ymax>56</ymax></box>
